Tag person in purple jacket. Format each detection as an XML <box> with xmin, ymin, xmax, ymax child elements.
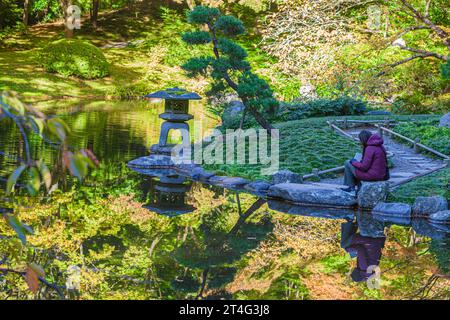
<box><xmin>342</xmin><ymin>130</ymin><xmax>389</xmax><ymax>193</ymax></box>
<box><xmin>340</xmin><ymin>220</ymin><xmax>386</xmax><ymax>283</ymax></box>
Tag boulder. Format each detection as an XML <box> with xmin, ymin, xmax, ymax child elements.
<box><xmin>268</xmin><ymin>183</ymin><xmax>357</xmax><ymax>207</ymax></box>
<box><xmin>272</xmin><ymin>170</ymin><xmax>303</xmax><ymax>184</ymax></box>
<box><xmin>429</xmin><ymin>210</ymin><xmax>450</xmax><ymax>225</ymax></box>
<box><xmin>412</xmin><ymin>196</ymin><xmax>448</xmax><ymax>217</ymax></box>
<box><xmin>245</xmin><ymin>180</ymin><xmax>272</xmax><ymax>194</ymax></box>
<box><xmin>357</xmin><ymin>182</ymin><xmax>389</xmax><ymax>209</ymax></box>
<box><xmin>439</xmin><ymin>112</ymin><xmax>450</xmax><ymax>128</ymax></box>
<box><xmin>372</xmin><ymin>202</ymin><xmax>411</xmax><ymax>217</ymax></box>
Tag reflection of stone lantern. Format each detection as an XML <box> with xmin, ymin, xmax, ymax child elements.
<box><xmin>144</xmin><ymin>175</ymin><xmax>196</xmax><ymax>217</ymax></box>
<box><xmin>145</xmin><ymin>88</ymin><xmax>201</xmax><ymax>155</ymax></box>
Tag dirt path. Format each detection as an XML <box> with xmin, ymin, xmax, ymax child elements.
<box><xmin>319</xmin><ymin>126</ymin><xmax>446</xmax><ymax>188</ymax></box>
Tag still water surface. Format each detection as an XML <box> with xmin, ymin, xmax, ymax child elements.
<box><xmin>0</xmin><ymin>100</ymin><xmax>448</xmax><ymax>299</ymax></box>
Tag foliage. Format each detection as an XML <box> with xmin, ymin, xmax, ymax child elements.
<box><xmin>441</xmin><ymin>58</ymin><xmax>450</xmax><ymax>80</ymax></box>
<box><xmin>389</xmin><ymin>167</ymin><xmax>450</xmax><ymax>203</ymax></box>
<box><xmin>0</xmin><ymin>0</ymin><xmax>22</xmax><ymax>29</ymax></box>
<box><xmin>260</xmin><ymin>0</ymin><xmax>450</xmax><ymax>107</ymax></box>
<box><xmin>182</xmin><ymin>5</ymin><xmax>277</xmax><ymax>129</ymax></box>
<box><xmin>393</xmin><ymin>120</ymin><xmax>450</xmax><ymax>155</ymax></box>
<box><xmin>278</xmin><ymin>96</ymin><xmax>367</xmax><ymax>122</ymax></box>
<box><xmin>220</xmin><ymin>96</ymin><xmax>367</xmax><ymax>129</ymax></box>
<box><xmin>0</xmin><ymin>92</ymin><xmax>97</xmax><ymax>295</ymax></box>
<box><xmin>38</xmin><ymin>39</ymin><xmax>109</xmax><ymax>79</ymax></box>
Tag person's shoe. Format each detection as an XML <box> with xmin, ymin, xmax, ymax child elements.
<box><xmin>341</xmin><ymin>186</ymin><xmax>356</xmax><ymax>196</ymax></box>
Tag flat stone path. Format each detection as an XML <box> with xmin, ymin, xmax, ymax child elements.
<box><xmin>318</xmin><ymin>127</ymin><xmax>446</xmax><ymax>188</ymax></box>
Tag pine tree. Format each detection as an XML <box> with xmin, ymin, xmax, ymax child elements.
<box><xmin>181</xmin><ymin>6</ymin><xmax>277</xmax><ymax>131</ymax></box>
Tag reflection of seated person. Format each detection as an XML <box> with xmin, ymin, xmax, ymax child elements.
<box><xmin>341</xmin><ymin>221</ymin><xmax>386</xmax><ymax>282</ymax></box>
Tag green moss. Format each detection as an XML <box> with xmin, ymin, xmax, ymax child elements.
<box><xmin>38</xmin><ymin>39</ymin><xmax>109</xmax><ymax>79</ymax></box>
<box><xmin>389</xmin><ymin>167</ymin><xmax>450</xmax><ymax>203</ymax></box>
<box><xmin>204</xmin><ymin>118</ymin><xmax>361</xmax><ymax>180</ymax></box>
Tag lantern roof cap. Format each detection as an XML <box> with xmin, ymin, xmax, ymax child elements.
<box><xmin>145</xmin><ymin>88</ymin><xmax>201</xmax><ymax>100</ymax></box>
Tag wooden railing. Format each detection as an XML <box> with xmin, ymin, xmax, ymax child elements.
<box><xmin>315</xmin><ymin>119</ymin><xmax>449</xmax><ymax>186</ymax></box>
<box><xmin>375</xmin><ymin>124</ymin><xmax>450</xmax><ymax>161</ymax></box>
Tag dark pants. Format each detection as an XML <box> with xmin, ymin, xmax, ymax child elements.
<box><xmin>344</xmin><ymin>160</ymin><xmax>359</xmax><ymax>187</ymax></box>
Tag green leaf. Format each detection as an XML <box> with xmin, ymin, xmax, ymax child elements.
<box><xmin>47</xmin><ymin>118</ymin><xmax>70</xmax><ymax>141</ymax></box>
<box><xmin>5</xmin><ymin>214</ymin><xmax>34</xmax><ymax>245</ymax></box>
<box><xmin>30</xmin><ymin>117</ymin><xmax>45</xmax><ymax>135</ymax></box>
<box><xmin>69</xmin><ymin>153</ymin><xmax>89</xmax><ymax>181</ymax></box>
<box><xmin>6</xmin><ymin>165</ymin><xmax>27</xmax><ymax>194</ymax></box>
<box><xmin>37</xmin><ymin>161</ymin><xmax>52</xmax><ymax>191</ymax></box>
<box><xmin>26</xmin><ymin>167</ymin><xmax>41</xmax><ymax>196</ymax></box>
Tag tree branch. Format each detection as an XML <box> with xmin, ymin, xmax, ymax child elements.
<box><xmin>399</xmin><ymin>0</ymin><xmax>450</xmax><ymax>50</ymax></box>
<box><xmin>0</xmin><ymin>268</ymin><xmax>66</xmax><ymax>299</ymax></box>
<box><xmin>376</xmin><ymin>53</ymin><xmax>440</xmax><ymax>76</ymax></box>
<box><xmin>394</xmin><ymin>44</ymin><xmax>448</xmax><ymax>60</ymax></box>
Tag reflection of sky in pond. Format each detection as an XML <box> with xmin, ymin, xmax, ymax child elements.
<box><xmin>0</xmin><ymin>102</ymin><xmax>448</xmax><ymax>300</ymax></box>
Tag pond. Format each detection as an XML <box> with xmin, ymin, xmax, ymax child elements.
<box><xmin>0</xmin><ymin>100</ymin><xmax>448</xmax><ymax>300</ymax></box>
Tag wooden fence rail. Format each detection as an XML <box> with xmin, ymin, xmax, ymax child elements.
<box><xmin>302</xmin><ymin>165</ymin><xmax>345</xmax><ymax>180</ymax></box>
<box><xmin>376</xmin><ymin>125</ymin><xmax>450</xmax><ymax>160</ymax></box>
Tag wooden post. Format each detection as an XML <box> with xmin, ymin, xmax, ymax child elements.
<box><xmin>312</xmin><ymin>168</ymin><xmax>320</xmax><ymax>180</ymax></box>
<box><xmin>343</xmin><ymin>118</ymin><xmax>348</xmax><ymax>130</ymax></box>
<box><xmin>414</xmin><ymin>138</ymin><xmax>420</xmax><ymax>153</ymax></box>
<box><xmin>378</xmin><ymin>125</ymin><xmax>383</xmax><ymax>138</ymax></box>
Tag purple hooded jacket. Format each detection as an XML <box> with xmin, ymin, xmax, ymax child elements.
<box><xmin>351</xmin><ymin>134</ymin><xmax>387</xmax><ymax>181</ymax></box>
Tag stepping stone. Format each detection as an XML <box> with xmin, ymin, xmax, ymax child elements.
<box><xmin>268</xmin><ymin>183</ymin><xmax>357</xmax><ymax>207</ymax></box>
<box><xmin>306</xmin><ymin>182</ymin><xmax>347</xmax><ymax>189</ymax></box>
<box><xmin>390</xmin><ymin>172</ymin><xmax>414</xmax><ymax>178</ymax></box>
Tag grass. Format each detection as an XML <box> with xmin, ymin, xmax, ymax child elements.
<box><xmin>389</xmin><ymin>167</ymin><xmax>450</xmax><ymax>203</ymax></box>
<box><xmin>0</xmin><ymin>4</ymin><xmax>302</xmax><ymax>105</ymax></box>
<box><xmin>204</xmin><ymin>117</ymin><xmax>361</xmax><ymax>180</ymax></box>
<box><xmin>203</xmin><ymin>115</ymin><xmax>442</xmax><ymax>181</ymax></box>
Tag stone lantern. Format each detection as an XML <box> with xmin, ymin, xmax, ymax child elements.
<box><xmin>145</xmin><ymin>88</ymin><xmax>201</xmax><ymax>155</ymax></box>
<box><xmin>144</xmin><ymin>174</ymin><xmax>195</xmax><ymax>217</ymax></box>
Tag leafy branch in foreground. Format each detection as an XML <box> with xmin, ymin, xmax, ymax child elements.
<box><xmin>0</xmin><ymin>91</ymin><xmax>99</xmax><ymax>295</ymax></box>
<box><xmin>181</xmin><ymin>6</ymin><xmax>278</xmax><ymax>131</ymax></box>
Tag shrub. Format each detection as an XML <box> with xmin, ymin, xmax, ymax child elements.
<box><xmin>394</xmin><ymin>120</ymin><xmax>450</xmax><ymax>155</ymax></box>
<box><xmin>278</xmin><ymin>96</ymin><xmax>367</xmax><ymax>121</ymax></box>
<box><xmin>38</xmin><ymin>39</ymin><xmax>109</xmax><ymax>79</ymax></box>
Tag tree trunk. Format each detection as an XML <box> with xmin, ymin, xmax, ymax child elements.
<box><xmin>23</xmin><ymin>0</ymin><xmax>30</xmax><ymax>29</ymax></box>
<box><xmin>91</xmin><ymin>0</ymin><xmax>99</xmax><ymax>29</ymax></box>
<box><xmin>243</xmin><ymin>102</ymin><xmax>274</xmax><ymax>133</ymax></box>
<box><xmin>61</xmin><ymin>0</ymin><xmax>74</xmax><ymax>38</ymax></box>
